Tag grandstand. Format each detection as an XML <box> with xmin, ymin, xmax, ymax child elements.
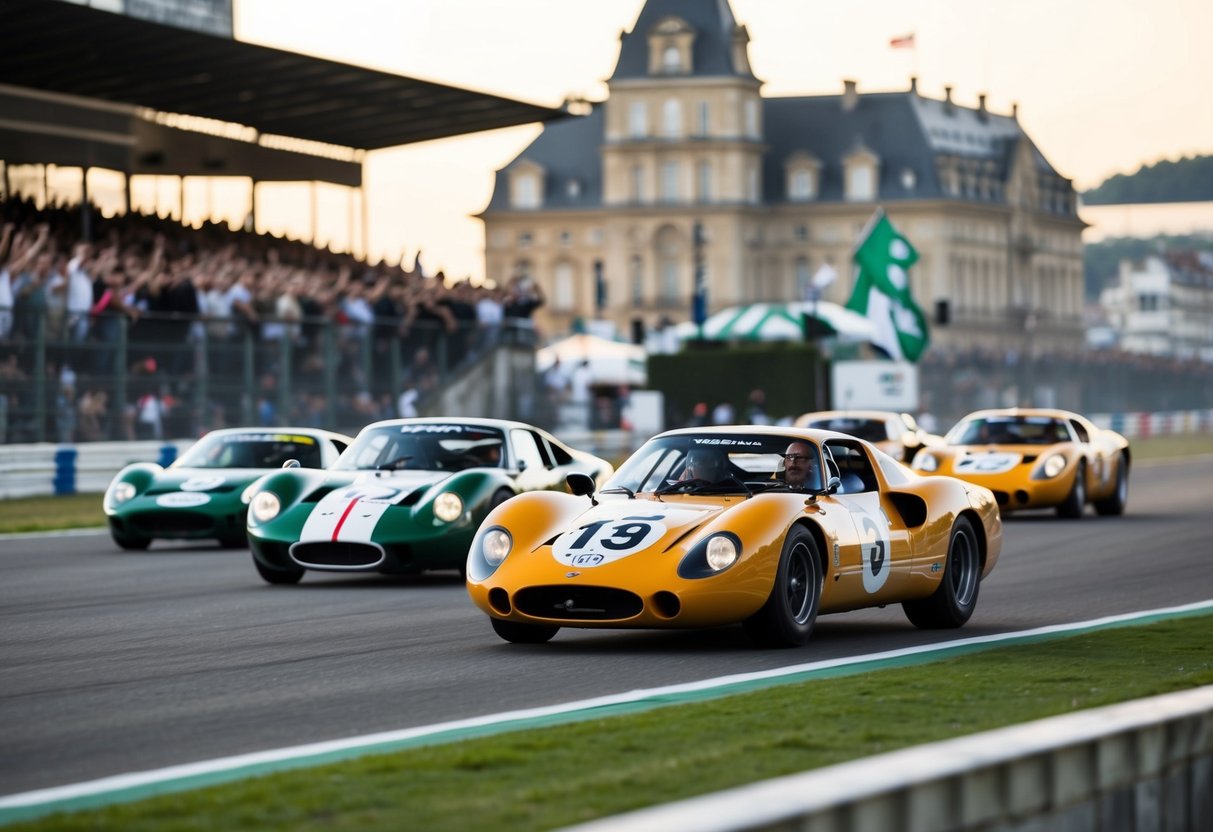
<box><xmin>0</xmin><ymin>0</ymin><xmax>569</xmax><ymax>443</ymax></box>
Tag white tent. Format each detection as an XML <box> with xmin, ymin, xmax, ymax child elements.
<box><xmin>536</xmin><ymin>333</ymin><xmax>647</xmax><ymax>386</ymax></box>
<box><xmin>674</xmin><ymin>301</ymin><xmax>876</xmax><ymax>343</ymax></box>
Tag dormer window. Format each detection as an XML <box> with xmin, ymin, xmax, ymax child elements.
<box><xmin>843</xmin><ymin>146</ymin><xmax>880</xmax><ymax>202</ymax></box>
<box><xmin>785</xmin><ymin>152</ymin><xmax>821</xmax><ymax>202</ymax></box>
<box><xmin>509</xmin><ymin>161</ymin><xmax>545</xmax><ymax>209</ymax></box>
<box><xmin>647</xmin><ymin>17</ymin><xmax>694</xmax><ymax>75</ymax></box>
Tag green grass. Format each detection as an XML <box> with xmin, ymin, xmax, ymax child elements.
<box><xmin>3</xmin><ymin>432</ymin><xmax>1210</xmax><ymax>535</ymax></box>
<box><xmin>9</xmin><ymin>613</ymin><xmax>1213</xmax><ymax>831</ymax></box>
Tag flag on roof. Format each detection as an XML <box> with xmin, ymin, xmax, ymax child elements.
<box><xmin>845</xmin><ymin>210</ymin><xmax>930</xmax><ymax>362</ymax></box>
<box><xmin>890</xmin><ymin>33</ymin><xmax>916</xmax><ymax>48</ymax></box>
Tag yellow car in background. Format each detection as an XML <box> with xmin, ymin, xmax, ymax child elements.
<box><xmin>911</xmin><ymin>408</ymin><xmax>1130</xmax><ymax>518</ymax></box>
<box><xmin>467</xmin><ymin>426</ymin><xmax>1001</xmax><ymax>647</ymax></box>
<box><xmin>795</xmin><ymin>410</ymin><xmax>942</xmax><ymax>464</ymax></box>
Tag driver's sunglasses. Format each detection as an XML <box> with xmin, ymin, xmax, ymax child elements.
<box><xmin>782</xmin><ymin>454</ymin><xmax>811</xmax><ymax>462</ymax></box>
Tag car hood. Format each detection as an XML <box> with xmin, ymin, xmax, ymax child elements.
<box><xmin>545</xmin><ymin>496</ymin><xmax>730</xmax><ymax>567</ymax></box>
<box><xmin>317</xmin><ymin>470</ymin><xmax>451</xmax><ymax>505</ymax></box>
<box><xmin>150</xmin><ymin>467</ymin><xmax>267</xmax><ymax>492</ymax></box>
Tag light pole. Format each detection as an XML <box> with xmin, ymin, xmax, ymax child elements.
<box><xmin>692</xmin><ymin>221</ymin><xmax>707</xmax><ymax>339</ymax></box>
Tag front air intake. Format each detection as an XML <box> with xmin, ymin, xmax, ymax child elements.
<box><xmin>513</xmin><ymin>585</ymin><xmax>643</xmax><ymax>621</ymax></box>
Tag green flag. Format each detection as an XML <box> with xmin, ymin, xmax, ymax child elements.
<box><xmin>846</xmin><ymin>211</ymin><xmax>930</xmax><ymax>362</ymax></box>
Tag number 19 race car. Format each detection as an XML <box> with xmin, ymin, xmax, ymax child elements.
<box><xmin>246</xmin><ymin>418</ymin><xmax>612</xmax><ymax>584</ymax></box>
<box><xmin>467</xmin><ymin>425</ymin><xmax>1002</xmax><ymax>647</ymax></box>
<box><xmin>911</xmin><ymin>408</ymin><xmax>1130</xmax><ymax>518</ymax></box>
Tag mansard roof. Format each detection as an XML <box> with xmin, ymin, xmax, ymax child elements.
<box><xmin>484</xmin><ymin>89</ymin><xmax>1072</xmax><ymax>212</ymax></box>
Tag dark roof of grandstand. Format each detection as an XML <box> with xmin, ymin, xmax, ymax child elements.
<box><xmin>0</xmin><ymin>0</ymin><xmax>568</xmax><ymax>150</ymax></box>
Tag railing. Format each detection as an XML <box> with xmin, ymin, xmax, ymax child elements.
<box><xmin>0</xmin><ymin>310</ymin><xmax>541</xmax><ymax>444</ymax></box>
<box><xmin>563</xmin><ymin>684</ymin><xmax>1213</xmax><ymax>832</ymax></box>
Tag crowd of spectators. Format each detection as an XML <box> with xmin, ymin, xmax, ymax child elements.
<box><xmin>0</xmin><ymin>197</ymin><xmax>547</xmax><ymax>443</ymax></box>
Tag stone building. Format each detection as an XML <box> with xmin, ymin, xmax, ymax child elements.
<box><xmin>479</xmin><ymin>0</ymin><xmax>1086</xmax><ymax>354</ymax></box>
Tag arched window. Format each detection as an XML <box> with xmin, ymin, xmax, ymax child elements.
<box><xmin>662</xmin><ymin>44</ymin><xmax>681</xmax><ymax>72</ymax></box>
<box><xmin>553</xmin><ymin>261</ymin><xmax>575</xmax><ymax>311</ymax></box>
<box><xmin>662</xmin><ymin>99</ymin><xmax>682</xmax><ymax>137</ymax></box>
<box><xmin>628</xmin><ymin>101</ymin><xmax>648</xmax><ymax>138</ymax></box>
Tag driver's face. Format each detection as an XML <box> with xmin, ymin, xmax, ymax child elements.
<box><xmin>783</xmin><ymin>442</ymin><xmax>815</xmax><ymax>487</ymax></box>
<box><xmin>686</xmin><ymin>454</ymin><xmax>722</xmax><ymax>480</ymax></box>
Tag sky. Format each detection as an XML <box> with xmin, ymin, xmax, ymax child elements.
<box><xmin>232</xmin><ymin>0</ymin><xmax>1213</xmax><ymax>282</ymax></box>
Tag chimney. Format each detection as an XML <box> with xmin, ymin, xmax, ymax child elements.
<box><xmin>944</xmin><ymin>85</ymin><xmax>954</xmax><ymax>115</ymax></box>
<box><xmin>909</xmin><ymin>76</ymin><xmax>918</xmax><ymax>95</ymax></box>
<box><xmin>978</xmin><ymin>93</ymin><xmax>988</xmax><ymax>122</ymax></box>
<box><xmin>1011</xmin><ymin>101</ymin><xmax>1019</xmax><ymax>120</ymax></box>
<box><xmin>842</xmin><ymin>79</ymin><xmax>858</xmax><ymax>112</ymax></box>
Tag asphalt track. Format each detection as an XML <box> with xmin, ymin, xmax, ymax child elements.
<box><xmin>1</xmin><ymin>455</ymin><xmax>1211</xmax><ymax>798</ymax></box>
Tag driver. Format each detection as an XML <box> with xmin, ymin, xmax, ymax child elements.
<box><xmin>681</xmin><ymin>447</ymin><xmax>729</xmax><ymax>483</ymax></box>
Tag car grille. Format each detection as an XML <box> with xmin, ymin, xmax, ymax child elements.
<box><xmin>513</xmin><ymin>585</ymin><xmax>644</xmax><ymax>621</ymax></box>
<box><xmin>129</xmin><ymin>510</ymin><xmax>214</xmax><ymax>533</ymax></box>
<box><xmin>290</xmin><ymin>541</ymin><xmax>384</xmax><ymax>568</ymax></box>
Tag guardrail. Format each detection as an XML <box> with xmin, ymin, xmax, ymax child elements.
<box><xmin>1</xmin><ymin>408</ymin><xmax>1209</xmax><ymax>500</ymax></box>
<box><xmin>563</xmin><ymin>684</ymin><xmax>1213</xmax><ymax>832</ymax></box>
<box><xmin>0</xmin><ymin>440</ymin><xmax>196</xmax><ymax>499</ymax></box>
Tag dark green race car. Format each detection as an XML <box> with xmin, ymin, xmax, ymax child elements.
<box><xmin>103</xmin><ymin>428</ymin><xmax>352</xmax><ymax>550</ymax></box>
<box><xmin>245</xmin><ymin>418</ymin><xmax>612</xmax><ymax>584</ymax></box>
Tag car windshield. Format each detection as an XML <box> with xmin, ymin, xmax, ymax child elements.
<box><xmin>947</xmin><ymin>416</ymin><xmax>1071</xmax><ymax>446</ymax></box>
<box><xmin>807</xmin><ymin>417</ymin><xmax>890</xmax><ymax>442</ymax></box>
<box><xmin>174</xmin><ymin>432</ymin><xmax>323</xmax><ymax>469</ymax></box>
<box><xmin>605</xmin><ymin>433</ymin><xmax>825</xmax><ymax>495</ymax></box>
<box><xmin>334</xmin><ymin>423</ymin><xmax>506</xmax><ymax>472</ymax></box>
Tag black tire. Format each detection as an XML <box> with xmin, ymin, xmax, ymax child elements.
<box><xmin>903</xmin><ymin>516</ymin><xmax>981</xmax><ymax>629</ymax></box>
<box><xmin>1056</xmin><ymin>461</ymin><xmax>1086</xmax><ymax>519</ymax></box>
<box><xmin>1094</xmin><ymin>455</ymin><xmax>1129</xmax><ymax>516</ymax></box>
<box><xmin>111</xmin><ymin>532</ymin><xmax>151</xmax><ymax>551</ymax></box>
<box><xmin>743</xmin><ymin>526</ymin><xmax>824</xmax><ymax>648</ymax></box>
<box><xmin>490</xmin><ymin>617</ymin><xmax>559</xmax><ymax>644</ymax></box>
<box><xmin>489</xmin><ymin>489</ymin><xmax>513</xmax><ymax>510</ymax></box>
<box><xmin>253</xmin><ymin>558</ymin><xmax>304</xmax><ymax>585</ymax></box>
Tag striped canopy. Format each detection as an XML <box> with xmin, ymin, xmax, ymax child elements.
<box><xmin>674</xmin><ymin>302</ymin><xmax>876</xmax><ymax>342</ymax></box>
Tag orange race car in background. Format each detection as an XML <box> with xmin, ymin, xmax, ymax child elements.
<box><xmin>466</xmin><ymin>426</ymin><xmax>1001</xmax><ymax>647</ymax></box>
<box><xmin>911</xmin><ymin>408</ymin><xmax>1130</xmax><ymax>518</ymax></box>
<box><xmin>795</xmin><ymin>409</ymin><xmax>943</xmax><ymax>464</ymax></box>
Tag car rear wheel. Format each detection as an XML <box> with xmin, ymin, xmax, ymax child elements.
<box><xmin>490</xmin><ymin>617</ymin><xmax>559</xmax><ymax>644</ymax></box>
<box><xmin>1056</xmin><ymin>461</ymin><xmax>1086</xmax><ymax>519</ymax></box>
<box><xmin>1094</xmin><ymin>455</ymin><xmax>1129</xmax><ymax>516</ymax></box>
<box><xmin>253</xmin><ymin>558</ymin><xmax>304</xmax><ymax>585</ymax></box>
<box><xmin>903</xmin><ymin>516</ymin><xmax>980</xmax><ymax>629</ymax></box>
<box><xmin>111</xmin><ymin>532</ymin><xmax>151</xmax><ymax>551</ymax></box>
<box><xmin>743</xmin><ymin>526</ymin><xmax>823</xmax><ymax>648</ymax></box>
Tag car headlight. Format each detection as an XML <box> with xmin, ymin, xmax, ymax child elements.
<box><xmin>705</xmin><ymin>535</ymin><xmax>739</xmax><ymax>571</ymax></box>
<box><xmin>1041</xmin><ymin>454</ymin><xmax>1067</xmax><ymax>479</ymax></box>
<box><xmin>482</xmin><ymin>528</ymin><xmax>512</xmax><ymax>566</ymax></box>
<box><xmin>109</xmin><ymin>481</ymin><xmax>137</xmax><ymax>505</ymax></box>
<box><xmin>240</xmin><ymin>483</ymin><xmax>258</xmax><ymax>505</ymax></box>
<box><xmin>433</xmin><ymin>492</ymin><xmax>464</xmax><ymax>523</ymax></box>
<box><xmin>250</xmin><ymin>491</ymin><xmax>281</xmax><ymax>524</ymax></box>
<box><xmin>914</xmin><ymin>453</ymin><xmax>938</xmax><ymax>473</ymax></box>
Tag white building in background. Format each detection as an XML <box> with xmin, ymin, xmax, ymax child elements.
<box><xmin>1099</xmin><ymin>253</ymin><xmax>1213</xmax><ymax>360</ymax></box>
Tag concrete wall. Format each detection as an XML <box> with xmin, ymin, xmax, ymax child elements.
<box><xmin>563</xmin><ymin>685</ymin><xmax>1213</xmax><ymax>832</ymax></box>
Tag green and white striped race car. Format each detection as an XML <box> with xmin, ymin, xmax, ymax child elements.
<box><xmin>245</xmin><ymin>418</ymin><xmax>612</xmax><ymax>584</ymax></box>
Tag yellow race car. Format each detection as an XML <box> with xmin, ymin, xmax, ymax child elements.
<box><xmin>795</xmin><ymin>410</ymin><xmax>943</xmax><ymax>464</ymax></box>
<box><xmin>911</xmin><ymin>408</ymin><xmax>1130</xmax><ymax>518</ymax></box>
<box><xmin>466</xmin><ymin>426</ymin><xmax>1001</xmax><ymax>647</ymax></box>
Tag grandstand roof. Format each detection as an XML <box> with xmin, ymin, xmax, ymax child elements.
<box><xmin>0</xmin><ymin>0</ymin><xmax>568</xmax><ymax>151</ymax></box>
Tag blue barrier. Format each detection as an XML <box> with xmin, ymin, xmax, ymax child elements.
<box><xmin>158</xmin><ymin>444</ymin><xmax>178</xmax><ymax>468</ymax></box>
<box><xmin>53</xmin><ymin>447</ymin><xmax>78</xmax><ymax>495</ymax></box>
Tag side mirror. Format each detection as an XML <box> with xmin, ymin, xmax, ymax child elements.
<box><xmin>826</xmin><ymin>476</ymin><xmax>841</xmax><ymax>495</ymax></box>
<box><xmin>565</xmin><ymin>471</ymin><xmax>596</xmax><ymax>498</ymax></box>
<box><xmin>282</xmin><ymin>459</ymin><xmax>301</xmax><ymax>469</ymax></box>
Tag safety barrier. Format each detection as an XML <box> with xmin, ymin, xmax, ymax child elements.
<box><xmin>1091</xmin><ymin>409</ymin><xmax>1213</xmax><ymax>438</ymax></box>
<box><xmin>563</xmin><ymin>684</ymin><xmax>1213</xmax><ymax>832</ymax></box>
<box><xmin>0</xmin><ymin>440</ymin><xmax>195</xmax><ymax>500</ymax></box>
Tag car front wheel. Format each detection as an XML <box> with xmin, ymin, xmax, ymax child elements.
<box><xmin>253</xmin><ymin>558</ymin><xmax>304</xmax><ymax>585</ymax></box>
<box><xmin>490</xmin><ymin>617</ymin><xmax>559</xmax><ymax>644</ymax></box>
<box><xmin>903</xmin><ymin>516</ymin><xmax>980</xmax><ymax>629</ymax></box>
<box><xmin>743</xmin><ymin>526</ymin><xmax>824</xmax><ymax>648</ymax></box>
